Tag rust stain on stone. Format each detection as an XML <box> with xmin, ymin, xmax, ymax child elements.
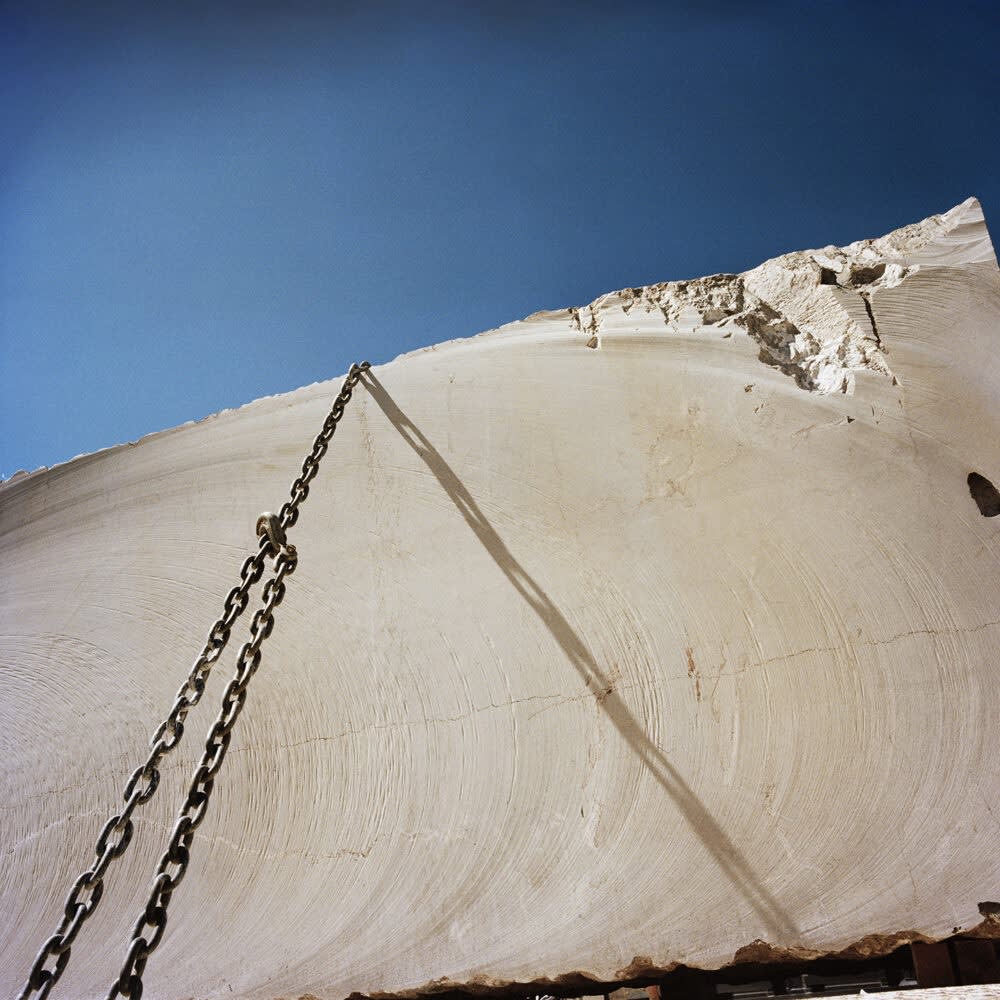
<box><xmin>613</xmin><ymin>955</ymin><xmax>667</xmax><ymax>980</ymax></box>
<box><xmin>731</xmin><ymin>930</ymin><xmax>927</xmax><ymax>966</ymax></box>
<box><xmin>731</xmin><ymin>916</ymin><xmax>1000</xmax><ymax>967</ymax></box>
<box><xmin>685</xmin><ymin>647</ymin><xmax>701</xmax><ymax>701</ymax></box>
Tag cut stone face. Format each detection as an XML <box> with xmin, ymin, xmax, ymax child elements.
<box><xmin>2</xmin><ymin>199</ymin><xmax>999</xmax><ymax>999</ymax></box>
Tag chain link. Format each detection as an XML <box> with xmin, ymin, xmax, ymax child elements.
<box><xmin>17</xmin><ymin>552</ymin><xmax>266</xmax><ymax>1000</ymax></box>
<box><xmin>107</xmin><ymin>544</ymin><xmax>298</xmax><ymax>1000</ymax></box>
<box><xmin>18</xmin><ymin>362</ymin><xmax>370</xmax><ymax>1000</ymax></box>
<box><xmin>105</xmin><ymin>362</ymin><xmax>370</xmax><ymax>998</ymax></box>
<box><xmin>278</xmin><ymin>362</ymin><xmax>369</xmax><ymax>531</ymax></box>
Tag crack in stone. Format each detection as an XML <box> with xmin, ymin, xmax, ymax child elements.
<box><xmin>563</xmin><ymin>207</ymin><xmax>975</xmax><ymax>395</ymax></box>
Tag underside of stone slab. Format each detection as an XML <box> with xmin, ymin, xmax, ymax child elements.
<box><xmin>1</xmin><ymin>198</ymin><xmax>999</xmax><ymax>1000</ymax></box>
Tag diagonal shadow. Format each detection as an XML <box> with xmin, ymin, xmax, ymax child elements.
<box><xmin>363</xmin><ymin>372</ymin><xmax>798</xmax><ymax>941</ymax></box>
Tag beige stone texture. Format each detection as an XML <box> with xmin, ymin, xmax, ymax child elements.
<box><xmin>2</xmin><ymin>199</ymin><xmax>998</xmax><ymax>998</ymax></box>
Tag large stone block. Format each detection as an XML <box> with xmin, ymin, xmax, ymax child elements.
<box><xmin>2</xmin><ymin>199</ymin><xmax>998</xmax><ymax>999</ymax></box>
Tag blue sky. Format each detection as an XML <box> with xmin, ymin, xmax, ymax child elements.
<box><xmin>3</xmin><ymin>0</ymin><xmax>999</xmax><ymax>476</ymax></box>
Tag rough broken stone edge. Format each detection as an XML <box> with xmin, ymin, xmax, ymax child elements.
<box><xmin>342</xmin><ymin>914</ymin><xmax>1000</xmax><ymax>1000</ymax></box>
<box><xmin>2</xmin><ymin>198</ymin><xmax>990</xmax><ymax>489</ymax></box>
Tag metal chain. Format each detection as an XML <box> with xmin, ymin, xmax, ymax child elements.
<box><xmin>107</xmin><ymin>537</ymin><xmax>298</xmax><ymax>1000</ymax></box>
<box><xmin>18</xmin><ymin>361</ymin><xmax>370</xmax><ymax>1000</ymax></box>
<box><xmin>17</xmin><ymin>543</ymin><xmax>268</xmax><ymax>1000</ymax></box>
<box><xmin>105</xmin><ymin>361</ymin><xmax>370</xmax><ymax>999</ymax></box>
<box><xmin>277</xmin><ymin>361</ymin><xmax>369</xmax><ymax>532</ymax></box>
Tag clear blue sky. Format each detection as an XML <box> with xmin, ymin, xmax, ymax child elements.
<box><xmin>3</xmin><ymin>1</ymin><xmax>999</xmax><ymax>476</ymax></box>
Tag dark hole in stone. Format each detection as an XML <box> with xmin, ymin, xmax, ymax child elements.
<box><xmin>980</xmin><ymin>901</ymin><xmax>1000</xmax><ymax>915</ymax></box>
<box><xmin>819</xmin><ymin>268</ymin><xmax>839</xmax><ymax>285</ymax></box>
<box><xmin>849</xmin><ymin>263</ymin><xmax>886</xmax><ymax>286</ymax></box>
<box><xmin>968</xmin><ymin>472</ymin><xmax>1000</xmax><ymax>517</ymax></box>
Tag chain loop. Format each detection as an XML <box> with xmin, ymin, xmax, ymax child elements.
<box><xmin>107</xmin><ymin>549</ymin><xmax>299</xmax><ymax>1000</ymax></box>
<box><xmin>13</xmin><ymin>534</ymin><xmax>271</xmax><ymax>1000</ymax></box>
<box><xmin>18</xmin><ymin>361</ymin><xmax>370</xmax><ymax>1000</ymax></box>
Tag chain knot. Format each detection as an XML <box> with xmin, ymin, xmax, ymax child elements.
<box><xmin>255</xmin><ymin>512</ymin><xmax>291</xmax><ymax>558</ymax></box>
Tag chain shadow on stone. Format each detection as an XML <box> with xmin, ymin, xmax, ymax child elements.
<box><xmin>363</xmin><ymin>372</ymin><xmax>798</xmax><ymax>942</ymax></box>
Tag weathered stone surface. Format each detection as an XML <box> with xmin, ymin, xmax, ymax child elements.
<box><xmin>1</xmin><ymin>199</ymin><xmax>998</xmax><ymax>999</ymax></box>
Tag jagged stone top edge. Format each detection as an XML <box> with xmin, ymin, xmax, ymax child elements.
<box><xmin>549</xmin><ymin>197</ymin><xmax>994</xmax><ymax>395</ymax></box>
<box><xmin>566</xmin><ymin>195</ymin><xmax>992</xmax><ymax>321</ymax></box>
<box><xmin>2</xmin><ymin>199</ymin><xmax>992</xmax><ymax>491</ymax></box>
<box><xmin>386</xmin><ymin>198</ymin><xmax>993</xmax><ymax>361</ymax></box>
